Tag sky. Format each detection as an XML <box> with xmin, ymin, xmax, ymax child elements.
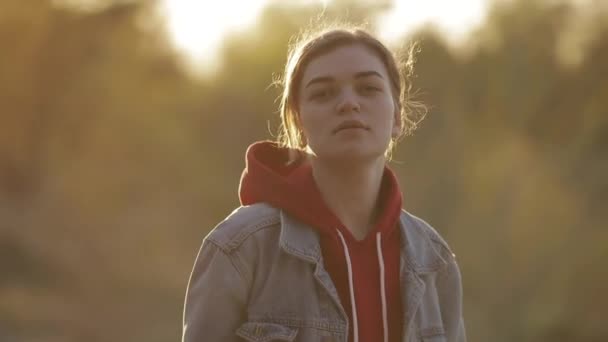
<box><xmin>160</xmin><ymin>0</ymin><xmax>491</xmax><ymax>73</ymax></box>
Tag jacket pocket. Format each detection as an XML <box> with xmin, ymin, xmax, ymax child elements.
<box><xmin>418</xmin><ymin>326</ymin><xmax>446</xmax><ymax>342</ymax></box>
<box><xmin>236</xmin><ymin>322</ymin><xmax>298</xmax><ymax>342</ymax></box>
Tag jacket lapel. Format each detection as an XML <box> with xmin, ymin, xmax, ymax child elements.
<box><xmin>398</xmin><ymin>211</ymin><xmax>447</xmax><ymax>341</ymax></box>
<box><xmin>278</xmin><ymin>210</ymin><xmax>348</xmax><ymax>321</ymax></box>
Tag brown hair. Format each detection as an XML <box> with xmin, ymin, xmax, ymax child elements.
<box><xmin>276</xmin><ymin>25</ymin><xmax>426</xmax><ymax>160</ymax></box>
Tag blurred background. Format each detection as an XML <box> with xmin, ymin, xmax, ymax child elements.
<box><xmin>1</xmin><ymin>0</ymin><xmax>607</xmax><ymax>341</ymax></box>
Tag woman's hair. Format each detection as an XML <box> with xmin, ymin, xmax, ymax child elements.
<box><xmin>276</xmin><ymin>24</ymin><xmax>426</xmax><ymax>160</ymax></box>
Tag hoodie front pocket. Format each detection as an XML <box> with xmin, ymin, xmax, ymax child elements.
<box><xmin>236</xmin><ymin>322</ymin><xmax>298</xmax><ymax>342</ymax></box>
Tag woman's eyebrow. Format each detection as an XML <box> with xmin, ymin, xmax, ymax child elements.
<box><xmin>354</xmin><ymin>70</ymin><xmax>384</xmax><ymax>80</ymax></box>
<box><xmin>304</xmin><ymin>70</ymin><xmax>384</xmax><ymax>89</ymax></box>
<box><xmin>304</xmin><ymin>76</ymin><xmax>334</xmax><ymax>89</ymax></box>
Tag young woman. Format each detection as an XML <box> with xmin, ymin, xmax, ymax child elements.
<box><xmin>182</xmin><ymin>27</ymin><xmax>466</xmax><ymax>342</ymax></box>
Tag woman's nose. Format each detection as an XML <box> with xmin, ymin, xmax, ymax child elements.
<box><xmin>336</xmin><ymin>89</ymin><xmax>360</xmax><ymax>114</ymax></box>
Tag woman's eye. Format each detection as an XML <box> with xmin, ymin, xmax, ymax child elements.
<box><xmin>360</xmin><ymin>85</ymin><xmax>381</xmax><ymax>94</ymax></box>
<box><xmin>310</xmin><ymin>89</ymin><xmax>332</xmax><ymax>100</ymax></box>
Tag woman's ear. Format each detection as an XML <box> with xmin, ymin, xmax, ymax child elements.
<box><xmin>391</xmin><ymin>108</ymin><xmax>402</xmax><ymax>138</ymax></box>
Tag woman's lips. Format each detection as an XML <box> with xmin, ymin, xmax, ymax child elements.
<box><xmin>332</xmin><ymin>120</ymin><xmax>370</xmax><ymax>134</ymax></box>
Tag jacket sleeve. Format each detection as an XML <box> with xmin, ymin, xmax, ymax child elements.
<box><xmin>182</xmin><ymin>239</ymin><xmax>249</xmax><ymax>342</ymax></box>
<box><xmin>437</xmin><ymin>253</ymin><xmax>467</xmax><ymax>342</ymax></box>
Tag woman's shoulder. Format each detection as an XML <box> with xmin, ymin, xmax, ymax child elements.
<box><xmin>400</xmin><ymin>210</ymin><xmax>456</xmax><ymax>261</ymax></box>
<box><xmin>204</xmin><ymin>203</ymin><xmax>282</xmax><ymax>253</ymax></box>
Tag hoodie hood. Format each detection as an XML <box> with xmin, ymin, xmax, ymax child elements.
<box><xmin>239</xmin><ymin>141</ymin><xmax>403</xmax><ymax>243</ymax></box>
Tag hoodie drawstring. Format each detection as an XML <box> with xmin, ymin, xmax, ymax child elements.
<box><xmin>376</xmin><ymin>232</ymin><xmax>388</xmax><ymax>342</ymax></box>
<box><xmin>336</xmin><ymin>230</ymin><xmax>389</xmax><ymax>342</ymax></box>
<box><xmin>337</xmin><ymin>230</ymin><xmax>359</xmax><ymax>342</ymax></box>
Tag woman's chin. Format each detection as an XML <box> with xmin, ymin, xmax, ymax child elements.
<box><xmin>316</xmin><ymin>146</ymin><xmax>385</xmax><ymax>165</ymax></box>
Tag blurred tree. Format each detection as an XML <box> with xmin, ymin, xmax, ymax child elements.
<box><xmin>0</xmin><ymin>0</ymin><xmax>606</xmax><ymax>341</ymax></box>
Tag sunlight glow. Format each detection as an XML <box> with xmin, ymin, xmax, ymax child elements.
<box><xmin>161</xmin><ymin>0</ymin><xmax>489</xmax><ymax>74</ymax></box>
<box><xmin>376</xmin><ymin>0</ymin><xmax>489</xmax><ymax>45</ymax></box>
<box><xmin>161</xmin><ymin>0</ymin><xmax>269</xmax><ymax>72</ymax></box>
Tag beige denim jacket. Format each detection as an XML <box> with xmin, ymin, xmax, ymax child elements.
<box><xmin>182</xmin><ymin>203</ymin><xmax>466</xmax><ymax>342</ymax></box>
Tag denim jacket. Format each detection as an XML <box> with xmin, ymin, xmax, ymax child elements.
<box><xmin>182</xmin><ymin>203</ymin><xmax>466</xmax><ymax>342</ymax></box>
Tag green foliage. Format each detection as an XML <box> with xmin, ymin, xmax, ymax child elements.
<box><xmin>0</xmin><ymin>0</ymin><xmax>606</xmax><ymax>341</ymax></box>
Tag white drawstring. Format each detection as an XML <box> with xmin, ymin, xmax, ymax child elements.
<box><xmin>376</xmin><ymin>232</ymin><xmax>388</xmax><ymax>342</ymax></box>
<box><xmin>336</xmin><ymin>230</ymin><xmax>358</xmax><ymax>342</ymax></box>
<box><xmin>336</xmin><ymin>230</ymin><xmax>389</xmax><ymax>342</ymax></box>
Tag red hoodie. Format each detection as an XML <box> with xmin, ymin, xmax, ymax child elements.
<box><xmin>239</xmin><ymin>141</ymin><xmax>404</xmax><ymax>342</ymax></box>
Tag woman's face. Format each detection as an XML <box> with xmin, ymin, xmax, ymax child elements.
<box><xmin>297</xmin><ymin>44</ymin><xmax>400</xmax><ymax>164</ymax></box>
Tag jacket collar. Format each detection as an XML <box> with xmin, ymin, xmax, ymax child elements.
<box><xmin>397</xmin><ymin>211</ymin><xmax>448</xmax><ymax>274</ymax></box>
<box><xmin>279</xmin><ymin>210</ymin><xmax>323</xmax><ymax>264</ymax></box>
<box><xmin>279</xmin><ymin>209</ymin><xmax>447</xmax><ymax>273</ymax></box>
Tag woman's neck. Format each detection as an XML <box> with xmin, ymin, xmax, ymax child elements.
<box><xmin>310</xmin><ymin>156</ymin><xmax>386</xmax><ymax>240</ymax></box>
